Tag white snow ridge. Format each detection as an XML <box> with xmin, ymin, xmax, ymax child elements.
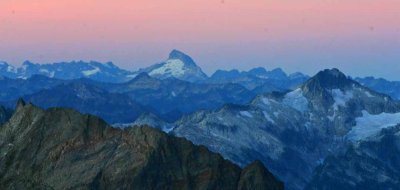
<box><xmin>347</xmin><ymin>110</ymin><xmax>400</xmax><ymax>141</ymax></box>
<box><xmin>82</xmin><ymin>67</ymin><xmax>101</xmax><ymax>76</ymax></box>
<box><xmin>240</xmin><ymin>111</ymin><xmax>253</xmax><ymax>118</ymax></box>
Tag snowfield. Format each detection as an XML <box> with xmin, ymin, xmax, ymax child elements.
<box><xmin>82</xmin><ymin>67</ymin><xmax>101</xmax><ymax>76</ymax></box>
<box><xmin>282</xmin><ymin>88</ymin><xmax>309</xmax><ymax>112</ymax></box>
<box><xmin>149</xmin><ymin>59</ymin><xmax>185</xmax><ymax>77</ymax></box>
<box><xmin>331</xmin><ymin>89</ymin><xmax>353</xmax><ymax>110</ymax></box>
<box><xmin>347</xmin><ymin>110</ymin><xmax>400</xmax><ymax>141</ymax></box>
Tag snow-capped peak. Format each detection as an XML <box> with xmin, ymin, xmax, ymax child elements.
<box><xmin>142</xmin><ymin>49</ymin><xmax>207</xmax><ymax>82</ymax></box>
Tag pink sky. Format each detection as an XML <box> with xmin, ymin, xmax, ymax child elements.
<box><xmin>1</xmin><ymin>0</ymin><xmax>400</xmax><ymax>79</ymax></box>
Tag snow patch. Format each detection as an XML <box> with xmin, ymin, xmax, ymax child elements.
<box><xmin>240</xmin><ymin>111</ymin><xmax>253</xmax><ymax>118</ymax></box>
<box><xmin>21</xmin><ymin>64</ymin><xmax>28</xmax><ymax>71</ymax></box>
<box><xmin>331</xmin><ymin>89</ymin><xmax>353</xmax><ymax>110</ymax></box>
<box><xmin>365</xmin><ymin>91</ymin><xmax>374</xmax><ymax>98</ymax></box>
<box><xmin>39</xmin><ymin>69</ymin><xmax>49</xmax><ymax>73</ymax></box>
<box><xmin>263</xmin><ymin>111</ymin><xmax>275</xmax><ymax>124</ymax></box>
<box><xmin>347</xmin><ymin>110</ymin><xmax>400</xmax><ymax>141</ymax></box>
<box><xmin>162</xmin><ymin>126</ymin><xmax>175</xmax><ymax>133</ymax></box>
<box><xmin>126</xmin><ymin>74</ymin><xmax>138</xmax><ymax>78</ymax></box>
<box><xmin>7</xmin><ymin>65</ymin><xmax>16</xmax><ymax>73</ymax></box>
<box><xmin>261</xmin><ymin>97</ymin><xmax>270</xmax><ymax>105</ymax></box>
<box><xmin>282</xmin><ymin>88</ymin><xmax>309</xmax><ymax>112</ymax></box>
<box><xmin>149</xmin><ymin>59</ymin><xmax>185</xmax><ymax>77</ymax></box>
<box><xmin>82</xmin><ymin>67</ymin><xmax>101</xmax><ymax>76</ymax></box>
<box><xmin>171</xmin><ymin>91</ymin><xmax>177</xmax><ymax>97</ymax></box>
<box><xmin>49</xmin><ymin>71</ymin><xmax>55</xmax><ymax>78</ymax></box>
<box><xmin>328</xmin><ymin>113</ymin><xmax>335</xmax><ymax>121</ymax></box>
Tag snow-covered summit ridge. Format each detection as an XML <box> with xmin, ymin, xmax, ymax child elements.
<box><xmin>138</xmin><ymin>49</ymin><xmax>208</xmax><ymax>82</ymax></box>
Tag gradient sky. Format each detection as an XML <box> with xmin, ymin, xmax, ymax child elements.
<box><xmin>1</xmin><ymin>0</ymin><xmax>400</xmax><ymax>79</ymax></box>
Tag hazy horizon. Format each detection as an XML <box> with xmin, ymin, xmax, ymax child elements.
<box><xmin>1</xmin><ymin>0</ymin><xmax>399</xmax><ymax>80</ymax></box>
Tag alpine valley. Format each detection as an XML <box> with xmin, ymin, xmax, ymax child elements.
<box><xmin>1</xmin><ymin>50</ymin><xmax>400</xmax><ymax>190</ymax></box>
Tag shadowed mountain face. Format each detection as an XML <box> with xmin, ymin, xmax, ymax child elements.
<box><xmin>0</xmin><ymin>101</ymin><xmax>283</xmax><ymax>190</ymax></box>
<box><xmin>0</xmin><ymin>105</ymin><xmax>12</xmax><ymax>125</ymax></box>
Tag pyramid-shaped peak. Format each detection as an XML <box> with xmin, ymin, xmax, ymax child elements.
<box><xmin>168</xmin><ymin>49</ymin><xmax>196</xmax><ymax>65</ymax></box>
<box><xmin>303</xmin><ymin>68</ymin><xmax>354</xmax><ymax>90</ymax></box>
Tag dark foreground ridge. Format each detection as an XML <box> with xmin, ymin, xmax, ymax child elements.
<box><xmin>0</xmin><ymin>100</ymin><xmax>283</xmax><ymax>190</ymax></box>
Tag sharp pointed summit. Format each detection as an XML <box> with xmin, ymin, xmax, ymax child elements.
<box><xmin>168</xmin><ymin>49</ymin><xmax>197</xmax><ymax>66</ymax></box>
<box><xmin>136</xmin><ymin>49</ymin><xmax>208</xmax><ymax>82</ymax></box>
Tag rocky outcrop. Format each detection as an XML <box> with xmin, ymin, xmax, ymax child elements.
<box><xmin>0</xmin><ymin>102</ymin><xmax>283</xmax><ymax>190</ymax></box>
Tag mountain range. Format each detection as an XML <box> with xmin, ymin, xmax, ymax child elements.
<box><xmin>1</xmin><ymin>50</ymin><xmax>400</xmax><ymax>189</ymax></box>
<box><xmin>3</xmin><ymin>50</ymin><xmax>400</xmax><ymax>101</ymax></box>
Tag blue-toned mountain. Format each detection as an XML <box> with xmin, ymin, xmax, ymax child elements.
<box><xmin>0</xmin><ymin>60</ymin><xmax>134</xmax><ymax>83</ymax></box>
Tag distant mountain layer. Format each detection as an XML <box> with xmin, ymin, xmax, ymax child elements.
<box><xmin>0</xmin><ymin>60</ymin><xmax>134</xmax><ymax>83</ymax></box>
<box><xmin>0</xmin><ymin>74</ymin><xmax>257</xmax><ymax>123</ymax></box>
<box><xmin>356</xmin><ymin>77</ymin><xmax>400</xmax><ymax>100</ymax></box>
<box><xmin>0</xmin><ymin>101</ymin><xmax>283</xmax><ymax>190</ymax></box>
<box><xmin>208</xmin><ymin>67</ymin><xmax>309</xmax><ymax>91</ymax></box>
<box><xmin>0</xmin><ymin>50</ymin><xmax>308</xmax><ymax>92</ymax></box>
<box><xmin>22</xmin><ymin>82</ymin><xmax>149</xmax><ymax>124</ymax></box>
<box><xmin>108</xmin><ymin>73</ymin><xmax>256</xmax><ymax>122</ymax></box>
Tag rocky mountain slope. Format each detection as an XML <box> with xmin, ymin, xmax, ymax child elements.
<box><xmin>306</xmin><ymin>125</ymin><xmax>400</xmax><ymax>190</ymax></box>
<box><xmin>0</xmin><ymin>100</ymin><xmax>283</xmax><ymax>190</ymax></box>
<box><xmin>171</xmin><ymin>68</ymin><xmax>400</xmax><ymax>190</ymax></box>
